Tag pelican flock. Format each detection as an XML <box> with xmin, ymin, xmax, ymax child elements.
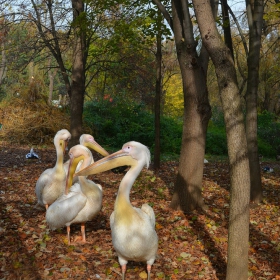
<box><xmin>76</xmin><ymin>141</ymin><xmax>158</xmax><ymax>280</ymax></box>
<box><xmin>35</xmin><ymin>130</ymin><xmax>158</xmax><ymax>278</ymax></box>
<box><xmin>46</xmin><ymin>144</ymin><xmax>104</xmax><ymax>244</ymax></box>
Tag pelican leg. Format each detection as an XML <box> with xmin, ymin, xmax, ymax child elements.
<box><xmin>81</xmin><ymin>223</ymin><xmax>86</xmax><ymax>243</ymax></box>
<box><xmin>67</xmin><ymin>226</ymin><xmax>71</xmax><ymax>245</ymax></box>
<box><xmin>45</xmin><ymin>204</ymin><xmax>49</xmax><ymax>210</ymax></box>
<box><xmin>147</xmin><ymin>264</ymin><xmax>151</xmax><ymax>280</ymax></box>
<box><xmin>121</xmin><ymin>264</ymin><xmax>126</xmax><ymax>280</ymax></box>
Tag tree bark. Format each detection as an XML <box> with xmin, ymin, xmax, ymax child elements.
<box><xmin>221</xmin><ymin>0</ymin><xmax>234</xmax><ymax>60</ymax></box>
<box><xmin>170</xmin><ymin>0</ymin><xmax>211</xmax><ymax>211</ymax></box>
<box><xmin>192</xmin><ymin>1</ymin><xmax>250</xmax><ymax>279</ymax></box>
<box><xmin>245</xmin><ymin>0</ymin><xmax>264</xmax><ymax>203</ymax></box>
<box><xmin>0</xmin><ymin>42</ymin><xmax>7</xmax><ymax>84</ymax></box>
<box><xmin>154</xmin><ymin>12</ymin><xmax>162</xmax><ymax>171</ymax></box>
<box><xmin>153</xmin><ymin>0</ymin><xmax>212</xmax><ymax>212</ymax></box>
<box><xmin>70</xmin><ymin>0</ymin><xmax>86</xmax><ymax>146</ymax></box>
<box><xmin>47</xmin><ymin>57</ymin><xmax>58</xmax><ymax>106</ymax></box>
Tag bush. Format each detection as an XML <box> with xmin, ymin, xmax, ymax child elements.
<box><xmin>206</xmin><ymin>126</ymin><xmax>227</xmax><ymax>155</ymax></box>
<box><xmin>257</xmin><ymin>111</ymin><xmax>280</xmax><ymax>157</ymax></box>
<box><xmin>205</xmin><ymin>107</ymin><xmax>227</xmax><ymax>155</ymax></box>
<box><xmin>83</xmin><ymin>98</ymin><xmax>182</xmax><ymax>154</ymax></box>
<box><xmin>258</xmin><ymin>138</ymin><xmax>274</xmax><ymax>158</ymax></box>
<box><xmin>83</xmin><ymin>99</ymin><xmax>154</xmax><ymax>149</ymax></box>
<box><xmin>206</xmin><ymin>109</ymin><xmax>280</xmax><ymax>158</ymax></box>
<box><xmin>84</xmin><ymin>102</ymin><xmax>280</xmax><ymax>159</ymax></box>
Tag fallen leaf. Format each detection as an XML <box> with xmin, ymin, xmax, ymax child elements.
<box><xmin>139</xmin><ymin>271</ymin><xmax>147</xmax><ymax>278</ymax></box>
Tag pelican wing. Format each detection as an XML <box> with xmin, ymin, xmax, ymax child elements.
<box><xmin>46</xmin><ymin>186</ymin><xmax>87</xmax><ymax>230</ymax></box>
<box><xmin>35</xmin><ymin>169</ymin><xmax>53</xmax><ymax>203</ymax></box>
<box><xmin>140</xmin><ymin>204</ymin><xmax>156</xmax><ymax>227</ymax></box>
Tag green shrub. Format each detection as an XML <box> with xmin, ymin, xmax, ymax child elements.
<box><xmin>206</xmin><ymin>126</ymin><xmax>227</xmax><ymax>155</ymax></box>
<box><xmin>205</xmin><ymin>107</ymin><xmax>228</xmax><ymax>155</ymax></box>
<box><xmin>83</xmin><ymin>98</ymin><xmax>182</xmax><ymax>154</ymax></box>
<box><xmin>257</xmin><ymin>111</ymin><xmax>280</xmax><ymax>156</ymax></box>
<box><xmin>210</xmin><ymin>106</ymin><xmax>225</xmax><ymax>127</ymax></box>
<box><xmin>257</xmin><ymin>138</ymin><xmax>274</xmax><ymax>158</ymax></box>
<box><xmin>83</xmin><ymin>102</ymin><xmax>280</xmax><ymax>159</ymax></box>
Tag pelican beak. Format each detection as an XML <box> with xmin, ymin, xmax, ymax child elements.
<box><xmin>75</xmin><ymin>149</ymin><xmax>137</xmax><ymax>177</ymax></box>
<box><xmin>84</xmin><ymin>139</ymin><xmax>109</xmax><ymax>157</ymax></box>
<box><xmin>65</xmin><ymin>153</ymin><xmax>84</xmax><ymax>195</ymax></box>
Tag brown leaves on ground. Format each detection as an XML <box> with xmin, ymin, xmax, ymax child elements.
<box><xmin>0</xmin><ymin>143</ymin><xmax>279</xmax><ymax>280</ymax></box>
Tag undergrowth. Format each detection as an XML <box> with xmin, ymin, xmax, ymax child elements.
<box><xmin>0</xmin><ymin>97</ymin><xmax>70</xmax><ymax>145</ymax></box>
<box><xmin>1</xmin><ymin>93</ymin><xmax>280</xmax><ymax>159</ymax></box>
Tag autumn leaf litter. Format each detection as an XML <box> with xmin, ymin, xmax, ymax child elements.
<box><xmin>0</xmin><ymin>143</ymin><xmax>279</xmax><ymax>279</ymax></box>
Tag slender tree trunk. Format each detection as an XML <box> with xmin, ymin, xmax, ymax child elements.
<box><xmin>31</xmin><ymin>0</ymin><xmax>72</xmax><ymax>124</ymax></box>
<box><xmin>29</xmin><ymin>62</ymin><xmax>34</xmax><ymax>82</ymax></box>
<box><xmin>221</xmin><ymin>0</ymin><xmax>234</xmax><ymax>60</ymax></box>
<box><xmin>154</xmin><ymin>11</ymin><xmax>162</xmax><ymax>171</ymax></box>
<box><xmin>0</xmin><ymin>42</ymin><xmax>7</xmax><ymax>84</ymax></box>
<box><xmin>246</xmin><ymin>0</ymin><xmax>264</xmax><ymax>203</ymax></box>
<box><xmin>70</xmin><ymin>0</ymin><xmax>86</xmax><ymax>146</ymax></box>
<box><xmin>47</xmin><ymin>58</ymin><xmax>58</xmax><ymax>106</ymax></box>
<box><xmin>192</xmin><ymin>1</ymin><xmax>250</xmax><ymax>279</ymax></box>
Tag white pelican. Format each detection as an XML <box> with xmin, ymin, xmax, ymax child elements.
<box><xmin>46</xmin><ymin>144</ymin><xmax>103</xmax><ymax>244</ymax></box>
<box><xmin>35</xmin><ymin>129</ymin><xmax>71</xmax><ymax>210</ymax></box>
<box><xmin>63</xmin><ymin>134</ymin><xmax>109</xmax><ymax>181</ymax></box>
<box><xmin>76</xmin><ymin>141</ymin><xmax>158</xmax><ymax>280</ymax></box>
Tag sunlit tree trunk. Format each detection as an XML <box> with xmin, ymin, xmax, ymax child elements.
<box><xmin>245</xmin><ymin>0</ymin><xmax>264</xmax><ymax>203</ymax></box>
<box><xmin>153</xmin><ymin>0</ymin><xmax>211</xmax><ymax>212</ymax></box>
<box><xmin>192</xmin><ymin>1</ymin><xmax>250</xmax><ymax>279</ymax></box>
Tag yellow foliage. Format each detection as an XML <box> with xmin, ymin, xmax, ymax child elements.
<box><xmin>163</xmin><ymin>74</ymin><xmax>184</xmax><ymax>118</ymax></box>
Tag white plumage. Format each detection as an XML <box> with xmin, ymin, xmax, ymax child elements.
<box><xmin>46</xmin><ymin>145</ymin><xmax>102</xmax><ymax>244</ymax></box>
<box><xmin>76</xmin><ymin>141</ymin><xmax>158</xmax><ymax>279</ymax></box>
<box><xmin>35</xmin><ymin>129</ymin><xmax>71</xmax><ymax>210</ymax></box>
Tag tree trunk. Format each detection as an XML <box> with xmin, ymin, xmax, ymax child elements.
<box><xmin>246</xmin><ymin>0</ymin><xmax>264</xmax><ymax>203</ymax></box>
<box><xmin>221</xmin><ymin>0</ymin><xmax>234</xmax><ymax>60</ymax></box>
<box><xmin>154</xmin><ymin>11</ymin><xmax>162</xmax><ymax>171</ymax></box>
<box><xmin>192</xmin><ymin>1</ymin><xmax>250</xmax><ymax>279</ymax></box>
<box><xmin>153</xmin><ymin>0</ymin><xmax>211</xmax><ymax>211</ymax></box>
<box><xmin>47</xmin><ymin>57</ymin><xmax>58</xmax><ymax>106</ymax></box>
<box><xmin>168</xmin><ymin>0</ymin><xmax>211</xmax><ymax>212</ymax></box>
<box><xmin>0</xmin><ymin>42</ymin><xmax>7</xmax><ymax>84</ymax></box>
<box><xmin>70</xmin><ymin>0</ymin><xmax>86</xmax><ymax>147</ymax></box>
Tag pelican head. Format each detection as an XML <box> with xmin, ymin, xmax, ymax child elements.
<box><xmin>75</xmin><ymin>141</ymin><xmax>150</xmax><ymax>177</ymax></box>
<box><xmin>65</xmin><ymin>145</ymin><xmax>92</xmax><ymax>194</ymax></box>
<box><xmin>79</xmin><ymin>134</ymin><xmax>109</xmax><ymax>157</ymax></box>
<box><xmin>54</xmin><ymin>129</ymin><xmax>71</xmax><ymax>154</ymax></box>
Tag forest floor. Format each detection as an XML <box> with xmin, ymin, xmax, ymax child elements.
<box><xmin>0</xmin><ymin>142</ymin><xmax>279</xmax><ymax>280</ymax></box>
